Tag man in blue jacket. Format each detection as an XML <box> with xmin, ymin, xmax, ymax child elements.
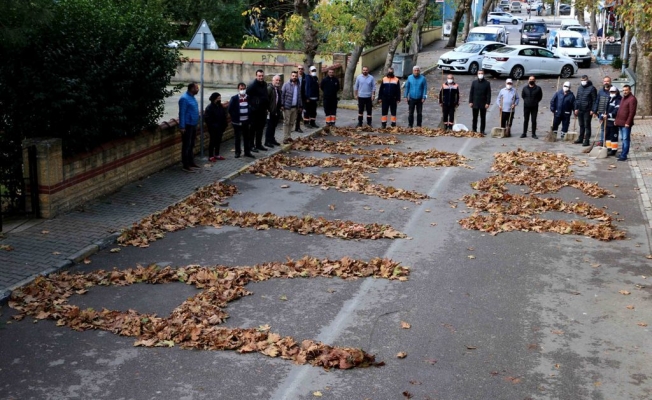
<box><xmin>404</xmin><ymin>65</ymin><xmax>428</xmax><ymax>128</ymax></box>
<box><xmin>178</xmin><ymin>82</ymin><xmax>200</xmax><ymax>173</ymax></box>
<box><xmin>550</xmin><ymin>81</ymin><xmax>575</xmax><ymax>140</ymax></box>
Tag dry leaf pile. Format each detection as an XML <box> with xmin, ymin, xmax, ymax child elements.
<box><xmin>327</xmin><ymin>125</ymin><xmax>483</xmax><ymax>138</ymax></box>
<box><xmin>459</xmin><ymin>149</ymin><xmax>625</xmax><ymax>240</ymax></box>
<box><xmin>118</xmin><ymin>182</ymin><xmax>406</xmax><ymax>247</ymax></box>
<box><xmin>9</xmin><ymin>256</ymin><xmax>409</xmax><ymax>369</ymax></box>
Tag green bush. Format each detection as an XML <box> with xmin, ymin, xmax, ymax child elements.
<box><xmin>611</xmin><ymin>56</ymin><xmax>623</xmax><ymax>70</ymax></box>
<box><xmin>0</xmin><ymin>0</ymin><xmax>180</xmax><ymax>158</ymax></box>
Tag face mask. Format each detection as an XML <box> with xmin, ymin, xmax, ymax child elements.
<box><xmin>506</xmin><ymin>84</ymin><xmax>512</xmax><ymax>89</ymax></box>
<box><xmin>239</xmin><ymin>90</ymin><xmax>246</xmax><ymax>95</ymax></box>
<box><xmin>609</xmin><ymin>94</ymin><xmax>616</xmax><ymax>98</ymax></box>
<box><xmin>387</xmin><ymin>72</ymin><xmax>394</xmax><ymax>77</ymax></box>
<box><xmin>447</xmin><ymin>79</ymin><xmax>453</xmax><ymax>84</ymax></box>
<box><xmin>529</xmin><ymin>81</ymin><xmax>535</xmax><ymax>86</ymax></box>
<box><xmin>477</xmin><ymin>74</ymin><xmax>484</xmax><ymax>80</ymax></box>
<box><xmin>581</xmin><ymin>81</ymin><xmax>587</xmax><ymax>86</ymax></box>
<box><xmin>563</xmin><ymin>87</ymin><xmax>569</xmax><ymax>92</ymax></box>
<box><xmin>311</xmin><ymin>72</ymin><xmax>317</xmax><ymax>77</ymax></box>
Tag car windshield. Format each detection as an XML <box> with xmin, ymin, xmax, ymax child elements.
<box><xmin>455</xmin><ymin>43</ymin><xmax>483</xmax><ymax>53</ymax></box>
<box><xmin>467</xmin><ymin>33</ymin><xmax>497</xmax><ymax>42</ymax></box>
<box><xmin>492</xmin><ymin>46</ymin><xmax>515</xmax><ymax>54</ymax></box>
<box><xmin>560</xmin><ymin>37</ymin><xmax>586</xmax><ymax>48</ymax></box>
<box><xmin>568</xmin><ymin>27</ymin><xmax>587</xmax><ymax>35</ymax></box>
<box><xmin>524</xmin><ymin>24</ymin><xmax>546</xmax><ymax>33</ymax></box>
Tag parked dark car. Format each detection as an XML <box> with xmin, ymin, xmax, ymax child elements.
<box><xmin>559</xmin><ymin>4</ymin><xmax>571</xmax><ymax>15</ymax></box>
<box><xmin>520</xmin><ymin>21</ymin><xmax>549</xmax><ymax>47</ymax></box>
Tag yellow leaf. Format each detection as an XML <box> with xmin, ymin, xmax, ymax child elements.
<box><xmin>626</xmin><ymin>305</ymin><xmax>635</xmax><ymax>310</ymax></box>
<box><xmin>619</xmin><ymin>290</ymin><xmax>631</xmax><ymax>295</ymax></box>
<box><xmin>637</xmin><ymin>322</ymin><xmax>648</xmax><ymax>327</ymax></box>
<box><xmin>401</xmin><ymin>321</ymin><xmax>411</xmax><ymax>329</ymax></box>
<box><xmin>396</xmin><ymin>352</ymin><xmax>407</xmax><ymax>359</ymax></box>
<box><xmin>313</xmin><ymin>391</ymin><xmax>323</xmax><ymax>397</ymax></box>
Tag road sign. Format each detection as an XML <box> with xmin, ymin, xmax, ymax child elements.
<box><xmin>188</xmin><ymin>20</ymin><xmax>218</xmax><ymax>50</ymax></box>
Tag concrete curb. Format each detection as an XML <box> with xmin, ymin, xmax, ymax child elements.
<box><xmin>0</xmin><ymin>130</ymin><xmax>324</xmax><ymax>304</ymax></box>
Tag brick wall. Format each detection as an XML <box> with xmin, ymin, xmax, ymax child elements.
<box><xmin>24</xmin><ymin>115</ymin><xmax>234</xmax><ymax>219</ymax></box>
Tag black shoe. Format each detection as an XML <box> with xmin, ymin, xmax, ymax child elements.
<box><xmin>582</xmin><ymin>141</ymin><xmax>590</xmax><ymax>147</ymax></box>
<box><xmin>295</xmin><ymin>128</ymin><xmax>303</xmax><ymax>133</ymax></box>
<box><xmin>357</xmin><ymin>122</ymin><xmax>363</xmax><ymax>128</ymax></box>
<box><xmin>244</xmin><ymin>153</ymin><xmax>256</xmax><ymax>158</ymax></box>
<box><xmin>272</xmin><ymin>140</ymin><xmax>282</xmax><ymax>146</ymax></box>
<box><xmin>264</xmin><ymin>143</ymin><xmax>275</xmax><ymax>148</ymax></box>
<box><xmin>235</xmin><ymin>154</ymin><xmax>241</xmax><ymax>158</ymax></box>
<box><xmin>391</xmin><ymin>123</ymin><xmax>396</xmax><ymax>127</ymax></box>
<box><xmin>617</xmin><ymin>157</ymin><xmax>627</xmax><ymax>162</ymax></box>
<box><xmin>574</xmin><ymin>139</ymin><xmax>583</xmax><ymax>144</ymax></box>
<box><xmin>251</xmin><ymin>148</ymin><xmax>259</xmax><ymax>153</ymax></box>
<box><xmin>382</xmin><ymin>123</ymin><xmax>387</xmax><ymax>128</ymax></box>
<box><xmin>520</xmin><ymin>134</ymin><xmax>527</xmax><ymax>138</ymax></box>
<box><xmin>310</xmin><ymin>123</ymin><xmax>319</xmax><ymax>128</ymax></box>
<box><xmin>532</xmin><ymin>134</ymin><xmax>538</xmax><ymax>139</ymax></box>
<box><xmin>256</xmin><ymin>146</ymin><xmax>268</xmax><ymax>151</ymax></box>
<box><xmin>408</xmin><ymin>125</ymin><xmax>413</xmax><ymax>128</ymax></box>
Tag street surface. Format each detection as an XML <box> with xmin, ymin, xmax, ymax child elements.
<box><xmin>2</xmin><ymin>26</ymin><xmax>652</xmax><ymax>400</ymax></box>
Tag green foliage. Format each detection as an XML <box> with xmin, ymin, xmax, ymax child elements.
<box><xmin>611</xmin><ymin>56</ymin><xmax>623</xmax><ymax>70</ymax></box>
<box><xmin>0</xmin><ymin>0</ymin><xmax>180</xmax><ymax>158</ymax></box>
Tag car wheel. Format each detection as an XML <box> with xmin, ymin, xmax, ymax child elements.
<box><xmin>468</xmin><ymin>62</ymin><xmax>479</xmax><ymax>75</ymax></box>
<box><xmin>512</xmin><ymin>20</ymin><xmax>518</xmax><ymax>25</ymax></box>
<box><xmin>510</xmin><ymin>65</ymin><xmax>525</xmax><ymax>80</ymax></box>
<box><xmin>560</xmin><ymin>64</ymin><xmax>573</xmax><ymax>78</ymax></box>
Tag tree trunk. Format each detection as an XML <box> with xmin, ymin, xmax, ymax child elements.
<box><xmin>445</xmin><ymin>0</ymin><xmax>472</xmax><ymax>48</ymax></box>
<box><xmin>636</xmin><ymin>31</ymin><xmax>652</xmax><ymax>115</ymax></box>
<box><xmin>276</xmin><ymin>18</ymin><xmax>286</xmax><ymax>50</ymax></box>
<box><xmin>294</xmin><ymin>0</ymin><xmax>319</xmax><ymax>66</ymax></box>
<box><xmin>342</xmin><ymin>0</ymin><xmax>391</xmax><ymax>99</ymax></box>
<box><xmin>479</xmin><ymin>0</ymin><xmax>494</xmax><ymax>27</ymax></box>
<box><xmin>382</xmin><ymin>0</ymin><xmax>429</xmax><ymax>75</ymax></box>
<box><xmin>576</xmin><ymin>7</ymin><xmax>585</xmax><ymax>26</ymax></box>
<box><xmin>410</xmin><ymin>8</ymin><xmax>426</xmax><ymax>66</ymax></box>
<box><xmin>590</xmin><ymin>9</ymin><xmax>596</xmax><ymax>35</ymax></box>
<box><xmin>462</xmin><ymin>4</ymin><xmax>472</xmax><ymax>39</ymax></box>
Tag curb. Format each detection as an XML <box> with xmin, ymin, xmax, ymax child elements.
<box><xmin>0</xmin><ymin>130</ymin><xmax>324</xmax><ymax>305</ymax></box>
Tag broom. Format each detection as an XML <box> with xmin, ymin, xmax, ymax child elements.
<box><xmin>565</xmin><ymin>112</ymin><xmax>578</xmax><ymax>142</ymax></box>
<box><xmin>545</xmin><ymin>76</ymin><xmax>561</xmax><ymax>142</ymax></box>
<box><xmin>491</xmin><ymin>96</ymin><xmax>506</xmax><ymax>138</ymax></box>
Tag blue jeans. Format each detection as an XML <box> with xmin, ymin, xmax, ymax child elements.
<box><xmin>618</xmin><ymin>126</ymin><xmax>631</xmax><ymax>159</ymax></box>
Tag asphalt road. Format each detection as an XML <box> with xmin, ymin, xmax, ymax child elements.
<box><xmin>2</xmin><ymin>38</ymin><xmax>652</xmax><ymax>399</ymax></box>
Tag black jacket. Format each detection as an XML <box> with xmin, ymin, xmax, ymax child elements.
<box><xmin>439</xmin><ymin>83</ymin><xmax>459</xmax><ymax>106</ymax></box>
<box><xmin>550</xmin><ymin>90</ymin><xmax>575</xmax><ymax>117</ymax></box>
<box><xmin>593</xmin><ymin>87</ymin><xmax>611</xmax><ymax>114</ymax></box>
<box><xmin>320</xmin><ymin>75</ymin><xmax>340</xmax><ymax>100</ymax></box>
<box><xmin>574</xmin><ymin>81</ymin><xmax>597</xmax><ymax>112</ymax></box>
<box><xmin>521</xmin><ymin>84</ymin><xmax>543</xmax><ymax>108</ymax></box>
<box><xmin>204</xmin><ymin>102</ymin><xmax>228</xmax><ymax>131</ymax></box>
<box><xmin>469</xmin><ymin>79</ymin><xmax>491</xmax><ymax>108</ymax></box>
<box><xmin>246</xmin><ymin>78</ymin><xmax>269</xmax><ymax>113</ymax></box>
<box><xmin>379</xmin><ymin>76</ymin><xmax>401</xmax><ymax>102</ymax></box>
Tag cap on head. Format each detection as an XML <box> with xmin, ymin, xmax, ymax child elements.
<box><xmin>506</xmin><ymin>78</ymin><xmax>513</xmax><ymax>84</ymax></box>
<box><xmin>609</xmin><ymin>86</ymin><xmax>618</xmax><ymax>92</ymax></box>
<box><xmin>310</xmin><ymin>66</ymin><xmax>317</xmax><ymax>72</ymax></box>
<box><xmin>563</xmin><ymin>81</ymin><xmax>571</xmax><ymax>88</ymax></box>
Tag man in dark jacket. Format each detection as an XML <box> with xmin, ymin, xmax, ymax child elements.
<box><xmin>592</xmin><ymin>76</ymin><xmax>612</xmax><ymax>145</ymax></box>
<box><xmin>600</xmin><ymin>86</ymin><xmax>621</xmax><ymax>156</ymax></box>
<box><xmin>614</xmin><ymin>84</ymin><xmax>637</xmax><ymax>161</ymax></box>
<box><xmin>574</xmin><ymin>75</ymin><xmax>597</xmax><ymax>146</ymax></box>
<box><xmin>379</xmin><ymin>67</ymin><xmax>401</xmax><ymax>128</ymax></box>
<box><xmin>264</xmin><ymin>75</ymin><xmax>283</xmax><ymax>148</ymax></box>
<box><xmin>295</xmin><ymin>65</ymin><xmax>306</xmax><ymax>132</ymax></box>
<box><xmin>439</xmin><ymin>74</ymin><xmax>459</xmax><ymax>130</ymax></box>
<box><xmin>246</xmin><ymin>69</ymin><xmax>270</xmax><ymax>152</ymax></box>
<box><xmin>320</xmin><ymin>68</ymin><xmax>340</xmax><ymax>127</ymax></box>
<box><xmin>550</xmin><ymin>81</ymin><xmax>576</xmax><ymax>140</ymax></box>
<box><xmin>521</xmin><ymin>75</ymin><xmax>543</xmax><ymax>139</ymax></box>
<box><xmin>303</xmin><ymin>66</ymin><xmax>320</xmax><ymax>128</ymax></box>
<box><xmin>469</xmin><ymin>71</ymin><xmax>491</xmax><ymax>135</ymax></box>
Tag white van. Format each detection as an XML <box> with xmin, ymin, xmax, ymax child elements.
<box><xmin>465</xmin><ymin>26</ymin><xmax>508</xmax><ymax>44</ymax></box>
<box><xmin>560</xmin><ymin>19</ymin><xmax>581</xmax><ymax>31</ymax></box>
<box><xmin>547</xmin><ymin>30</ymin><xmax>591</xmax><ymax>68</ymax></box>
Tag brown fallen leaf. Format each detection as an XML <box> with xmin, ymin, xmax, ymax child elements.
<box><xmin>591</xmin><ymin>263</ymin><xmax>601</xmax><ymax>268</ymax></box>
<box><xmin>1</xmin><ymin>244</ymin><xmax>14</xmax><ymax>251</ymax></box>
<box><xmin>409</xmin><ymin>380</ymin><xmax>422</xmax><ymax>385</ymax></box>
<box><xmin>41</xmin><ymin>230</ymin><xmax>49</xmax><ymax>235</ymax></box>
<box><xmin>83</xmin><ymin>258</ymin><xmax>91</xmax><ymax>265</ymax></box>
<box><xmin>626</xmin><ymin>305</ymin><xmax>635</xmax><ymax>310</ymax></box>
<box><xmin>551</xmin><ymin>330</ymin><xmax>564</xmax><ymax>335</ymax></box>
<box><xmin>646</xmin><ymin>255</ymin><xmax>652</xmax><ymax>259</ymax></box>
<box><xmin>397</xmin><ymin>352</ymin><xmax>407</xmax><ymax>359</ymax></box>
<box><xmin>424</xmin><ymin>358</ymin><xmax>438</xmax><ymax>365</ymax></box>
<box><xmin>109</xmin><ymin>248</ymin><xmax>121</xmax><ymax>253</ymax></box>
<box><xmin>466</xmin><ymin>345</ymin><xmax>477</xmax><ymax>350</ymax></box>
<box><xmin>402</xmin><ymin>391</ymin><xmax>413</xmax><ymax>399</ymax></box>
<box><xmin>52</xmin><ymin>251</ymin><xmax>61</xmax><ymax>255</ymax></box>
<box><xmin>328</xmin><ymin>204</ymin><xmax>336</xmax><ymax>211</ymax></box>
<box><xmin>400</xmin><ymin>321</ymin><xmax>411</xmax><ymax>329</ymax></box>
<box><xmin>619</xmin><ymin>290</ymin><xmax>631</xmax><ymax>295</ymax></box>
<box><xmin>313</xmin><ymin>391</ymin><xmax>323</xmax><ymax>397</ymax></box>
<box><xmin>503</xmin><ymin>376</ymin><xmax>521</xmax><ymax>384</ymax></box>
<box><xmin>637</xmin><ymin>322</ymin><xmax>648</xmax><ymax>327</ymax></box>
<box><xmin>468</xmin><ymin>255</ymin><xmax>476</xmax><ymax>259</ymax></box>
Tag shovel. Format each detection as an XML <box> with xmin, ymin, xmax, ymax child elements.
<box><xmin>588</xmin><ymin>119</ymin><xmax>608</xmax><ymax>158</ymax></box>
<box><xmin>565</xmin><ymin>112</ymin><xmax>579</xmax><ymax>142</ymax></box>
<box><xmin>545</xmin><ymin>77</ymin><xmax>561</xmax><ymax>142</ymax></box>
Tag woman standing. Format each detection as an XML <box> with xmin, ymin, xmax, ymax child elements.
<box><xmin>205</xmin><ymin>92</ymin><xmax>228</xmax><ymax>161</ymax></box>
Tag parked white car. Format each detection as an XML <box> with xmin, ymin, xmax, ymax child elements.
<box><xmin>465</xmin><ymin>26</ymin><xmax>508</xmax><ymax>44</ymax></box>
<box><xmin>482</xmin><ymin>45</ymin><xmax>579</xmax><ymax>79</ymax></box>
<box><xmin>547</xmin><ymin>30</ymin><xmax>592</xmax><ymax>68</ymax></box>
<box><xmin>526</xmin><ymin>1</ymin><xmax>543</xmax><ymax>11</ymax></box>
<box><xmin>488</xmin><ymin>12</ymin><xmax>523</xmax><ymax>25</ymax></box>
<box><xmin>437</xmin><ymin>41</ymin><xmax>507</xmax><ymax>74</ymax></box>
<box><xmin>566</xmin><ymin>25</ymin><xmax>591</xmax><ymax>47</ymax></box>
<box><xmin>510</xmin><ymin>1</ymin><xmax>522</xmax><ymax>13</ymax></box>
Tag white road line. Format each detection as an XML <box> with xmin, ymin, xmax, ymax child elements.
<box><xmin>270</xmin><ymin>137</ymin><xmax>476</xmax><ymax>400</ymax></box>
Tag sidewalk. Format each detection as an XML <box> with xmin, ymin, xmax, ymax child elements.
<box><xmin>2</xmin><ymin>38</ymin><xmax>652</xmax><ymax>301</ymax></box>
